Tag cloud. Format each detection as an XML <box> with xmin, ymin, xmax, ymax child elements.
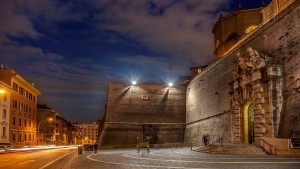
<box><xmin>0</xmin><ymin>0</ymin><xmax>234</xmax><ymax>122</ymax></box>
<box><xmin>94</xmin><ymin>0</ymin><xmax>229</xmax><ymax>65</ymax></box>
<box><xmin>0</xmin><ymin>1</ymin><xmax>39</xmax><ymax>38</ymax></box>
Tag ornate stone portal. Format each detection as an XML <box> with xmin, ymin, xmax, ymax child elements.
<box><xmin>231</xmin><ymin>47</ymin><xmax>283</xmax><ymax>144</ymax></box>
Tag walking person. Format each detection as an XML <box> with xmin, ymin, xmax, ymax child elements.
<box><xmin>94</xmin><ymin>143</ymin><xmax>98</xmax><ymax>153</ymax></box>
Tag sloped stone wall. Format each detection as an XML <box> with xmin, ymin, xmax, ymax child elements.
<box><xmin>99</xmin><ymin>83</ymin><xmax>186</xmax><ymax>148</ymax></box>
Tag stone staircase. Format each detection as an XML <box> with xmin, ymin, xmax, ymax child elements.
<box><xmin>195</xmin><ymin>144</ymin><xmax>268</xmax><ymax>155</ymax></box>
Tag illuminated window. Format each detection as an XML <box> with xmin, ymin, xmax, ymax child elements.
<box><xmin>216</xmin><ymin>39</ymin><xmax>220</xmax><ymax>48</ymax></box>
<box><xmin>245</xmin><ymin>25</ymin><xmax>257</xmax><ymax>33</ymax></box>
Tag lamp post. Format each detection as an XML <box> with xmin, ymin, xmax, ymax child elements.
<box><xmin>37</xmin><ymin>117</ymin><xmax>53</xmax><ymax>145</ymax></box>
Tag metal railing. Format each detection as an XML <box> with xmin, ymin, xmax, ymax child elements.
<box><xmin>258</xmin><ymin>138</ymin><xmax>273</xmax><ymax>155</ymax></box>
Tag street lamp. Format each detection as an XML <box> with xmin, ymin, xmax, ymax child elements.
<box><xmin>0</xmin><ymin>89</ymin><xmax>5</xmax><ymax>94</ymax></box>
<box><xmin>37</xmin><ymin>117</ymin><xmax>53</xmax><ymax>145</ymax></box>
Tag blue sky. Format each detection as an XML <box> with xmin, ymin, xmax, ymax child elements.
<box><xmin>0</xmin><ymin>0</ymin><xmax>270</xmax><ymax>122</ymax></box>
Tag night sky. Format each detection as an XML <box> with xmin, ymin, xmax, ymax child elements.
<box><xmin>0</xmin><ymin>0</ymin><xmax>270</xmax><ymax>122</ymax></box>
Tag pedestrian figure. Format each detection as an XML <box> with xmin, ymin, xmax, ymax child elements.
<box><xmin>249</xmin><ymin>132</ymin><xmax>253</xmax><ymax>144</ymax></box>
<box><xmin>203</xmin><ymin>135</ymin><xmax>208</xmax><ymax>146</ymax></box>
<box><xmin>94</xmin><ymin>143</ymin><xmax>98</xmax><ymax>153</ymax></box>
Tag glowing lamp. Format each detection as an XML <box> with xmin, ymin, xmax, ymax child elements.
<box><xmin>132</xmin><ymin>81</ymin><xmax>137</xmax><ymax>85</ymax></box>
<box><xmin>0</xmin><ymin>89</ymin><xmax>5</xmax><ymax>94</ymax></box>
<box><xmin>168</xmin><ymin>83</ymin><xmax>173</xmax><ymax>87</ymax></box>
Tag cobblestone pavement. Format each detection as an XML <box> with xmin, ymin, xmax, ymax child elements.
<box><xmin>64</xmin><ymin>148</ymin><xmax>300</xmax><ymax>169</ymax></box>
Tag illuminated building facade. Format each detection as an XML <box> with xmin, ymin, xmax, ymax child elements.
<box><xmin>0</xmin><ymin>81</ymin><xmax>11</xmax><ymax>143</ymax></box>
<box><xmin>74</xmin><ymin>122</ymin><xmax>99</xmax><ymax>144</ymax></box>
<box><xmin>0</xmin><ymin>67</ymin><xmax>40</xmax><ymax>147</ymax></box>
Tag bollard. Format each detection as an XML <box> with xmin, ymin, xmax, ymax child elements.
<box><xmin>209</xmin><ymin>144</ymin><xmax>212</xmax><ymax>154</ymax></box>
<box><xmin>190</xmin><ymin>142</ymin><xmax>193</xmax><ymax>150</ymax></box>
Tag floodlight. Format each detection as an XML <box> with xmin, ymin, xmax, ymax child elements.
<box><xmin>168</xmin><ymin>83</ymin><xmax>173</xmax><ymax>87</ymax></box>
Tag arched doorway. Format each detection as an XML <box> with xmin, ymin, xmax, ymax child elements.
<box><xmin>243</xmin><ymin>102</ymin><xmax>255</xmax><ymax>144</ymax></box>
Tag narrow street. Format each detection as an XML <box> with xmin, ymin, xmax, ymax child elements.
<box><xmin>0</xmin><ymin>147</ymin><xmax>77</xmax><ymax>169</ymax></box>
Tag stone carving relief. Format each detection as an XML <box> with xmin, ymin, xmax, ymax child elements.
<box><xmin>231</xmin><ymin>47</ymin><xmax>283</xmax><ymax>141</ymax></box>
<box><xmin>233</xmin><ymin>47</ymin><xmax>272</xmax><ymax>80</ymax></box>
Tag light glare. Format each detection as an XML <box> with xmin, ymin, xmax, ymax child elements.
<box><xmin>0</xmin><ymin>89</ymin><xmax>5</xmax><ymax>94</ymax></box>
<box><xmin>132</xmin><ymin>81</ymin><xmax>136</xmax><ymax>85</ymax></box>
<box><xmin>168</xmin><ymin>83</ymin><xmax>173</xmax><ymax>87</ymax></box>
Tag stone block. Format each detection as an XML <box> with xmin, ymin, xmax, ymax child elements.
<box><xmin>254</xmin><ymin>104</ymin><xmax>263</xmax><ymax>110</ymax></box>
<box><xmin>256</xmin><ymin>97</ymin><xmax>265</xmax><ymax>104</ymax></box>
<box><xmin>255</xmin><ymin>118</ymin><xmax>266</xmax><ymax>124</ymax></box>
<box><xmin>256</xmin><ymin>127</ymin><xmax>266</xmax><ymax>134</ymax></box>
<box><xmin>233</xmin><ymin>81</ymin><xmax>239</xmax><ymax>89</ymax></box>
<box><xmin>252</xmin><ymin>71</ymin><xmax>262</xmax><ymax>81</ymax></box>
<box><xmin>252</xmin><ymin>83</ymin><xmax>262</xmax><ymax>89</ymax></box>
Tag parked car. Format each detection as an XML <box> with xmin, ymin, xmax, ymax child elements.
<box><xmin>0</xmin><ymin>142</ymin><xmax>13</xmax><ymax>150</ymax></box>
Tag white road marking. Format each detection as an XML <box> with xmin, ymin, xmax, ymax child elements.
<box><xmin>87</xmin><ymin>155</ymin><xmax>212</xmax><ymax>169</ymax></box>
<box><xmin>17</xmin><ymin>160</ymin><xmax>35</xmax><ymax>165</ymax></box>
<box><xmin>151</xmin><ymin>153</ymin><xmax>300</xmax><ymax>160</ymax></box>
<box><xmin>122</xmin><ymin>153</ymin><xmax>300</xmax><ymax>164</ymax></box>
<box><xmin>150</xmin><ymin>150</ymin><xmax>300</xmax><ymax>160</ymax></box>
<box><xmin>39</xmin><ymin>152</ymin><xmax>72</xmax><ymax>169</ymax></box>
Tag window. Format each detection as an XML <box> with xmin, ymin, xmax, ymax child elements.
<box><xmin>19</xmin><ymin>118</ymin><xmax>22</xmax><ymax>126</ymax></box>
<box><xmin>225</xmin><ymin>33</ymin><xmax>238</xmax><ymax>42</ymax></box>
<box><xmin>33</xmin><ymin>96</ymin><xmax>36</xmax><ymax>102</ymax></box>
<box><xmin>19</xmin><ymin>87</ymin><xmax>24</xmax><ymax>95</ymax></box>
<box><xmin>13</xmin><ymin>83</ymin><xmax>18</xmax><ymax>92</ymax></box>
<box><xmin>24</xmin><ymin>134</ymin><xmax>27</xmax><ymax>141</ymax></box>
<box><xmin>13</xmin><ymin>117</ymin><xmax>16</xmax><ymax>125</ymax></box>
<box><xmin>2</xmin><ymin>127</ymin><xmax>6</xmax><ymax>137</ymax></box>
<box><xmin>12</xmin><ymin>133</ymin><xmax>16</xmax><ymax>142</ymax></box>
<box><xmin>29</xmin><ymin>120</ymin><xmax>31</xmax><ymax>127</ymax></box>
<box><xmin>12</xmin><ymin>99</ymin><xmax>17</xmax><ymax>109</ymax></box>
<box><xmin>25</xmin><ymin>90</ymin><xmax>28</xmax><ymax>98</ymax></box>
<box><xmin>19</xmin><ymin>102</ymin><xmax>23</xmax><ymax>111</ymax></box>
<box><xmin>24</xmin><ymin>119</ymin><xmax>27</xmax><ymax>127</ymax></box>
<box><xmin>19</xmin><ymin>133</ymin><xmax>22</xmax><ymax>142</ymax></box>
<box><xmin>3</xmin><ymin>109</ymin><xmax>6</xmax><ymax>119</ymax></box>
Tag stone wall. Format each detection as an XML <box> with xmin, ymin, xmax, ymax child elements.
<box><xmin>185</xmin><ymin>54</ymin><xmax>234</xmax><ymax>146</ymax></box>
<box><xmin>99</xmin><ymin>83</ymin><xmax>186</xmax><ymax>148</ymax></box>
<box><xmin>185</xmin><ymin>0</ymin><xmax>300</xmax><ymax>145</ymax></box>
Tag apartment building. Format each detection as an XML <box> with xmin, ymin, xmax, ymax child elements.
<box><xmin>73</xmin><ymin>122</ymin><xmax>99</xmax><ymax>144</ymax></box>
<box><xmin>0</xmin><ymin>67</ymin><xmax>40</xmax><ymax>147</ymax></box>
